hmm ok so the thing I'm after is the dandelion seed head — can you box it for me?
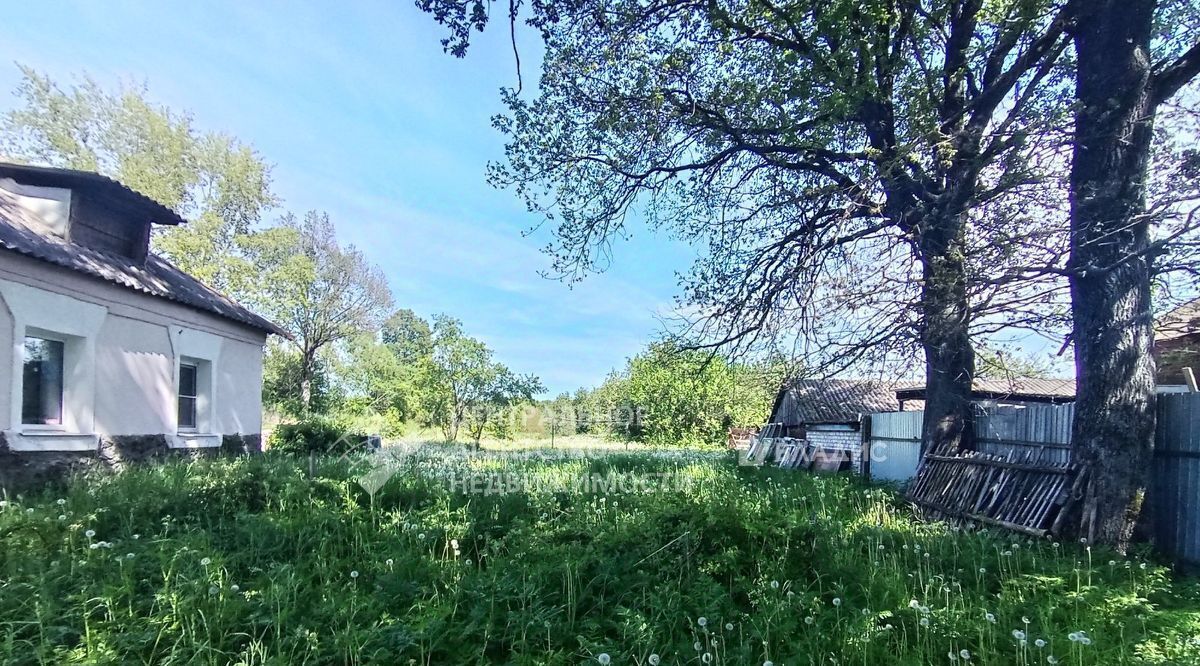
[597,653,611,665]
[85,529,95,539]
[1035,639,1047,648]
[725,623,734,631]
[649,655,661,666]
[350,570,359,578]
[697,616,707,627]
[960,649,971,660]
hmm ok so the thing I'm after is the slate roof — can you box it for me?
[0,169,287,337]
[769,379,901,425]
[0,162,187,226]
[894,377,1076,401]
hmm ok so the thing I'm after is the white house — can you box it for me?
[0,162,285,486]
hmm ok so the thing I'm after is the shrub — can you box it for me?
[267,418,368,455]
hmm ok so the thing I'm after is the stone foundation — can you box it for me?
[0,432,261,492]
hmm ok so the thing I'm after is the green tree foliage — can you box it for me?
[263,346,338,418]
[243,211,393,412]
[418,315,543,443]
[0,65,277,291]
[589,343,778,448]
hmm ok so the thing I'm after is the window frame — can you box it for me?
[177,361,199,433]
[20,333,67,429]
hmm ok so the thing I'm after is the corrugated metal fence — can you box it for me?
[864,395,1200,564]
[1151,393,1200,565]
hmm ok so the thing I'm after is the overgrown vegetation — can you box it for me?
[1,451,1196,664]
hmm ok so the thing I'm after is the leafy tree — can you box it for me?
[1064,0,1200,544]
[418,315,543,443]
[340,333,416,427]
[263,345,338,417]
[606,342,776,448]
[420,0,1076,455]
[382,308,434,364]
[463,367,544,446]
[242,211,393,412]
[0,66,277,291]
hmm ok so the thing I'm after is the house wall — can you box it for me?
[805,425,862,473]
[0,251,268,477]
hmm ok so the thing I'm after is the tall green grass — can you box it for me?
[0,448,1197,664]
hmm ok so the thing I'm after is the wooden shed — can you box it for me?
[759,379,900,472]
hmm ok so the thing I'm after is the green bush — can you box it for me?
[267,418,368,455]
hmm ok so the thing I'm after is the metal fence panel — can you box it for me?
[867,411,923,482]
[1153,393,1200,565]
[975,403,1075,465]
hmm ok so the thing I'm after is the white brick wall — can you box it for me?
[806,427,863,473]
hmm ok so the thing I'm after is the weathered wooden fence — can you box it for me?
[863,395,1200,564]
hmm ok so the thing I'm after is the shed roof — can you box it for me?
[894,377,1076,402]
[769,379,901,425]
[1156,297,1200,343]
[0,168,287,337]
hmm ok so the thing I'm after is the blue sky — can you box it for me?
[0,0,698,395]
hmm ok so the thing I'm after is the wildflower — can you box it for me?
[201,557,212,566]
[1079,636,1092,646]
[960,649,971,660]
[208,586,219,595]
[702,653,713,664]
[1003,550,1013,557]
[861,608,871,616]
[949,651,958,661]
[805,616,815,625]
[1047,657,1059,665]
[385,558,394,568]
[1108,560,1117,567]
[909,599,921,609]
[132,534,139,540]
[125,553,134,560]
[1013,630,1027,641]
[418,533,427,540]
[1140,562,1148,570]
[697,616,708,627]
[1068,632,1080,642]
[985,613,996,624]
[230,584,240,592]
[56,499,66,506]
[770,580,780,589]
[85,529,96,539]
[1022,617,1031,625]
[58,515,66,521]
[764,662,774,666]
[832,597,842,607]
[694,641,703,651]
[1035,639,1047,648]
[350,570,359,579]
[25,508,33,514]
[597,654,611,665]
[725,623,734,631]
[979,567,987,574]
[920,618,930,627]
[649,656,661,666]
[88,543,99,550]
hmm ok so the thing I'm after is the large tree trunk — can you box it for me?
[1067,0,1158,547]
[918,219,976,454]
[299,349,316,413]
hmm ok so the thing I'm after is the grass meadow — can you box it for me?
[1,446,1198,665]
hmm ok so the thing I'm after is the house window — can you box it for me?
[22,336,64,425]
[178,362,198,431]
